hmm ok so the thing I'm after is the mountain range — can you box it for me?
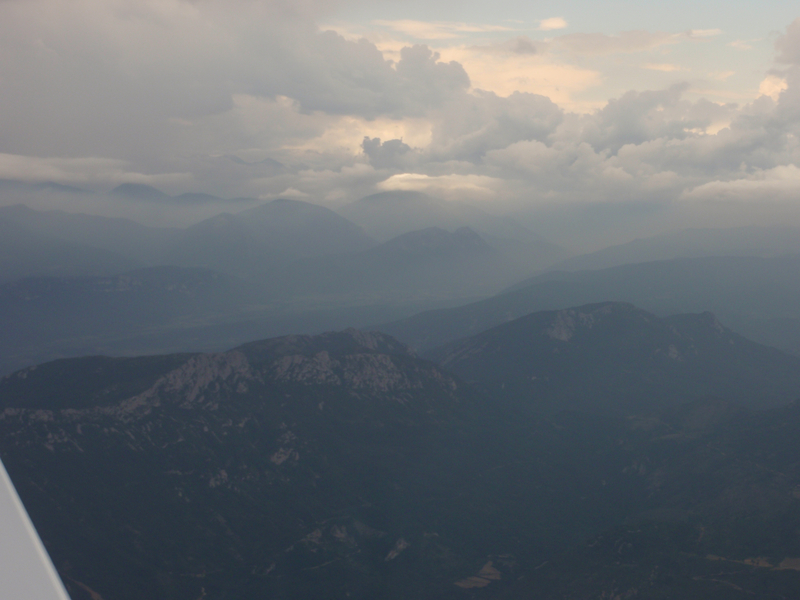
[110,183,257,205]
[380,254,800,357]
[3,319,800,599]
[0,196,579,374]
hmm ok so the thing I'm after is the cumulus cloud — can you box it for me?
[776,18,800,64]
[427,90,564,162]
[759,76,788,101]
[362,137,414,169]
[437,45,600,110]
[0,0,468,163]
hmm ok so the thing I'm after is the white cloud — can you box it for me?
[680,165,800,202]
[437,45,601,111]
[759,75,788,101]
[371,20,513,40]
[644,63,684,72]
[710,71,736,81]
[687,29,722,38]
[729,39,756,50]
[538,17,568,31]
[377,172,502,201]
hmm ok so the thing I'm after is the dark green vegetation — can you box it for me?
[3,316,800,599]
[380,254,800,356]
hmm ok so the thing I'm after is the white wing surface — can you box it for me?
[0,458,71,600]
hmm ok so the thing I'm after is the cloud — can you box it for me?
[710,71,736,81]
[437,45,600,111]
[506,36,538,55]
[362,136,414,169]
[538,18,568,31]
[394,45,471,110]
[377,172,502,201]
[759,75,788,101]
[0,0,475,168]
[371,19,513,40]
[644,63,684,72]
[729,39,756,50]
[3,1,800,238]
[776,18,800,64]
[427,90,564,161]
[0,153,191,188]
[680,165,800,203]
[687,29,722,38]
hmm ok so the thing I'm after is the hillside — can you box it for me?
[3,329,800,598]
[427,302,800,414]
[379,255,800,355]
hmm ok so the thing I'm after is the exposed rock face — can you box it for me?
[543,306,610,341]
[0,329,482,600]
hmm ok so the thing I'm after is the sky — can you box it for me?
[2,0,800,243]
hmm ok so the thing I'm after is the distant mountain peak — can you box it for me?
[110,183,170,200]
[339,190,544,246]
[378,226,491,257]
[353,190,430,205]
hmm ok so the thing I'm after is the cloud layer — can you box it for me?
[2,1,800,243]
